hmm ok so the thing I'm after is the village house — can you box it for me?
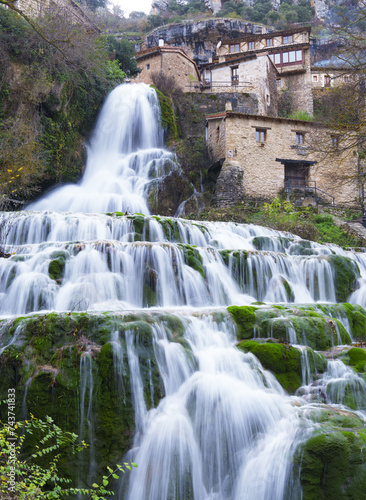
[211,26,313,115]
[200,53,279,116]
[311,66,355,88]
[137,25,312,116]
[206,111,359,207]
[134,44,201,90]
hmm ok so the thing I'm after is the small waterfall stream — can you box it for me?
[1,83,366,499]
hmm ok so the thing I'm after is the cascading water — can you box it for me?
[1,83,366,499]
[27,84,178,214]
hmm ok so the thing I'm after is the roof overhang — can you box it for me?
[276,158,317,166]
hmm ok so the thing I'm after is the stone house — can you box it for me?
[213,26,313,115]
[206,111,359,207]
[200,53,279,116]
[134,45,201,90]
[144,19,273,66]
[311,66,355,88]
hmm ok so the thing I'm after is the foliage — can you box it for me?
[0,118,44,210]
[0,411,137,499]
[287,110,314,121]
[129,11,146,19]
[105,59,126,81]
[214,0,313,28]
[104,35,140,76]
[263,196,294,215]
[76,0,107,11]
[311,1,366,158]
[0,6,125,208]
[278,86,292,117]
[187,199,365,247]
[146,14,164,30]
[168,0,207,16]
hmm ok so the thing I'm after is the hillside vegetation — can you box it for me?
[0,6,136,209]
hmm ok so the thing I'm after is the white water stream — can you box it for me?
[1,83,366,499]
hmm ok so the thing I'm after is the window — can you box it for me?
[248,41,255,50]
[146,64,150,70]
[331,136,339,148]
[344,75,349,83]
[277,79,281,88]
[271,50,302,67]
[230,44,240,53]
[266,38,273,47]
[283,35,293,44]
[296,132,305,145]
[202,69,211,85]
[324,75,331,87]
[312,75,318,82]
[231,67,239,85]
[256,129,266,142]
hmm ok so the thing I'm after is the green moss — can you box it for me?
[178,244,205,278]
[347,347,366,372]
[48,259,64,281]
[300,426,366,500]
[227,306,257,340]
[342,304,366,341]
[252,236,280,251]
[281,277,294,302]
[151,86,179,142]
[95,342,134,477]
[238,340,302,393]
[328,255,360,302]
[274,371,302,393]
[127,214,146,239]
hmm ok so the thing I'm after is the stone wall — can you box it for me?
[204,55,278,116]
[206,113,226,162]
[207,112,359,207]
[280,70,314,115]
[215,160,245,205]
[311,68,355,88]
[135,49,200,90]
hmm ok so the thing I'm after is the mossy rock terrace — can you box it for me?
[0,311,188,485]
[299,407,366,500]
[327,255,360,302]
[1,77,366,497]
[237,339,327,393]
[227,304,365,350]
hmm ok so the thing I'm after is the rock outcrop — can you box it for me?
[145,19,273,65]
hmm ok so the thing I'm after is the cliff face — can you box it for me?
[145,19,273,65]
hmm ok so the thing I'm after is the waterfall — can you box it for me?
[1,83,366,500]
[27,84,179,215]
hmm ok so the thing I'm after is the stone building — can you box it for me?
[206,111,359,207]
[144,19,273,66]
[311,66,355,88]
[134,45,201,89]
[213,26,313,114]
[201,53,279,116]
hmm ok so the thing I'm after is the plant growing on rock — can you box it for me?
[0,411,137,499]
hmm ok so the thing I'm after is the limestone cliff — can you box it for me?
[145,18,273,65]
